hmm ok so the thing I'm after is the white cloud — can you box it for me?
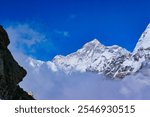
[19,58,150,100]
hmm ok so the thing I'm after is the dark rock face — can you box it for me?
[0,25,34,100]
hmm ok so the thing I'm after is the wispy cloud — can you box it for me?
[54,30,70,37]
[6,23,55,60]
[6,22,72,61]
[7,24,45,48]
[69,14,77,19]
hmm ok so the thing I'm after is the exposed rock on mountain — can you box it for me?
[0,25,34,100]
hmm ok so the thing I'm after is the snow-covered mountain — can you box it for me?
[28,24,150,79]
[117,24,150,78]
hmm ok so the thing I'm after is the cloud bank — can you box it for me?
[19,61,150,100]
[6,23,150,100]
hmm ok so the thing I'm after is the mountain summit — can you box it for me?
[29,24,150,79]
[134,24,150,52]
[51,39,130,77]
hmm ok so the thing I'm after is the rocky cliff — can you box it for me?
[0,25,34,100]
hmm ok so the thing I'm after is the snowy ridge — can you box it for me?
[28,24,150,78]
[134,23,150,52]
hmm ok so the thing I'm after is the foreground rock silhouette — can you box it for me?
[0,25,34,100]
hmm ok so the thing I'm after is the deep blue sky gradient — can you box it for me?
[1,0,150,60]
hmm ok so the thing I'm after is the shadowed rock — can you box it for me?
[0,25,34,100]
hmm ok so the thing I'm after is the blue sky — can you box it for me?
[1,0,150,60]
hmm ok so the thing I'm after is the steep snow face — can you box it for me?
[133,24,150,62]
[134,24,150,52]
